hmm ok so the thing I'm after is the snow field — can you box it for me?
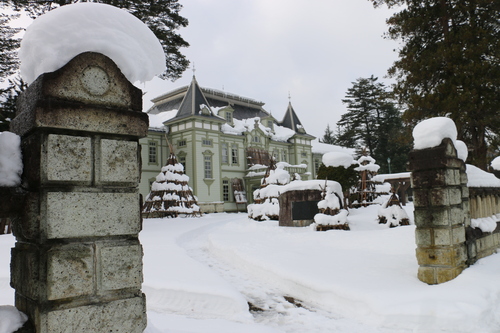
[2,207,500,332]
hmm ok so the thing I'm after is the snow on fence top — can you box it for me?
[0,132,22,187]
[491,156,500,171]
[412,117,467,161]
[466,164,500,188]
[19,2,165,85]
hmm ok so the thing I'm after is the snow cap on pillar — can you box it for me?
[19,2,166,85]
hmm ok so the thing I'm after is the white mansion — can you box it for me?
[138,76,347,212]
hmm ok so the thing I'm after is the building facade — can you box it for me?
[139,76,318,212]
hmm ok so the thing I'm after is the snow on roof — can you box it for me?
[311,140,355,156]
[19,2,165,84]
[322,152,354,168]
[0,131,22,187]
[466,164,500,187]
[148,110,178,130]
[221,117,295,142]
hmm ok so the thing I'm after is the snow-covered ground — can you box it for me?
[2,203,500,332]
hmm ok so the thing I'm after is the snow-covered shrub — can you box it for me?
[314,182,349,231]
[248,183,282,221]
[351,153,382,208]
[377,194,410,227]
[248,161,294,221]
[143,153,200,218]
[316,152,358,208]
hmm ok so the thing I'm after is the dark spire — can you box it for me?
[281,101,306,134]
[175,76,214,118]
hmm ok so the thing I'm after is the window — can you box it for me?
[282,150,287,162]
[179,155,186,171]
[204,155,212,179]
[178,140,186,147]
[301,152,307,158]
[231,144,238,164]
[253,136,260,143]
[222,180,229,201]
[148,141,157,164]
[225,112,232,123]
[314,158,321,173]
[267,120,273,130]
[222,143,229,164]
[202,139,212,146]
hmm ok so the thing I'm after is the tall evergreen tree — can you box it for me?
[0,11,20,82]
[319,124,336,145]
[370,0,500,169]
[335,76,410,173]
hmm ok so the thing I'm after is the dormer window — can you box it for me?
[267,120,274,130]
[253,136,260,143]
[225,111,232,123]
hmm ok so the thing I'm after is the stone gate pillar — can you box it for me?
[10,52,148,332]
[409,138,469,284]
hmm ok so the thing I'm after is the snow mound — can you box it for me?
[0,132,22,187]
[491,156,500,171]
[19,2,165,84]
[0,306,27,333]
[322,152,354,168]
[413,117,457,150]
[455,140,468,162]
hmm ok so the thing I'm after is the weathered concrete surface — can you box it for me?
[10,52,147,332]
[409,138,469,284]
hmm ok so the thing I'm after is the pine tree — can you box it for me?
[370,0,500,169]
[319,124,336,145]
[335,76,410,173]
[0,11,21,82]
[0,76,26,132]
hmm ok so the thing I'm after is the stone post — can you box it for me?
[409,138,469,284]
[9,52,148,332]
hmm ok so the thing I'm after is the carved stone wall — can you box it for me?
[409,138,469,284]
[10,52,148,332]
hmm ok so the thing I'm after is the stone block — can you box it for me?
[100,243,143,291]
[413,190,430,208]
[46,191,140,239]
[44,295,147,333]
[99,139,139,184]
[450,206,465,226]
[436,266,464,284]
[415,228,432,247]
[11,106,148,139]
[417,266,436,285]
[434,228,452,246]
[416,246,465,267]
[11,244,40,301]
[46,134,92,183]
[47,244,94,300]
[429,188,448,206]
[452,226,466,244]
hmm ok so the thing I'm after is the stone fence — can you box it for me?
[410,138,500,284]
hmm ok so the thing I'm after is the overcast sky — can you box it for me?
[141,0,400,139]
